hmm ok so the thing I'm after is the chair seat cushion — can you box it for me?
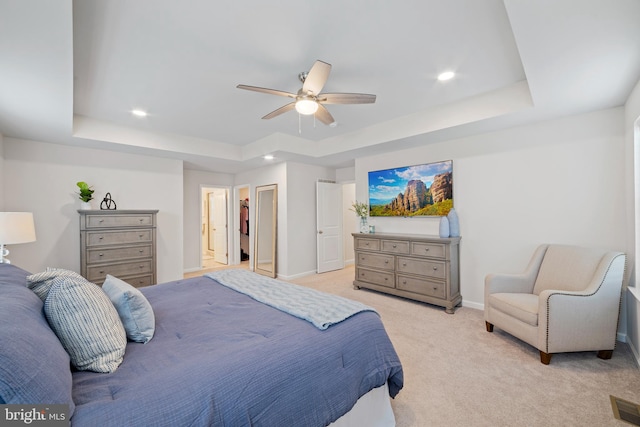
[488,293,539,326]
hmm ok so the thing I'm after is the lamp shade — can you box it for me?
[0,212,36,244]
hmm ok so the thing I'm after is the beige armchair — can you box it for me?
[484,244,625,364]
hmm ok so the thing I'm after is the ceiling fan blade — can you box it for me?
[314,104,335,125]
[262,102,296,120]
[237,84,296,98]
[302,60,331,95]
[319,93,376,104]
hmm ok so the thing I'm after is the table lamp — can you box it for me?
[0,212,36,264]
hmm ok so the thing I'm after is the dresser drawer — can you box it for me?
[85,229,153,247]
[397,275,446,299]
[356,252,394,271]
[355,238,380,251]
[397,256,447,280]
[87,260,153,282]
[95,274,154,288]
[86,244,153,264]
[381,239,410,254]
[411,242,446,259]
[357,268,394,288]
[84,213,155,229]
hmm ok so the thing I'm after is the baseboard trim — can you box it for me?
[629,337,640,370]
[277,269,317,281]
[463,300,483,311]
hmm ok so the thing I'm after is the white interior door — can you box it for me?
[316,182,344,273]
[213,190,228,264]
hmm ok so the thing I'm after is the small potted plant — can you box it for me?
[77,181,95,210]
[350,201,370,233]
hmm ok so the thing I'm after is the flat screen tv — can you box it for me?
[368,160,453,217]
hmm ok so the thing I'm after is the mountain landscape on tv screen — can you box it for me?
[368,161,453,217]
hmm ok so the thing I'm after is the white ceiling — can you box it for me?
[1,0,639,173]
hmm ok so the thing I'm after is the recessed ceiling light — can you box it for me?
[437,71,455,81]
[131,109,148,117]
[264,154,274,160]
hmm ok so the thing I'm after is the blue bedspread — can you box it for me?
[70,272,403,426]
[205,269,376,330]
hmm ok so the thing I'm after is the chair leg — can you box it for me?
[485,321,494,332]
[597,350,613,360]
[540,351,552,365]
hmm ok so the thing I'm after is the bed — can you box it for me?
[0,264,403,426]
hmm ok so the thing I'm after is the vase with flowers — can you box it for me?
[350,201,370,233]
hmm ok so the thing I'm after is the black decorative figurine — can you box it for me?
[100,192,117,210]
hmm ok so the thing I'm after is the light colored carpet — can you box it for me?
[287,265,640,427]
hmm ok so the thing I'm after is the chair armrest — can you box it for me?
[485,273,536,294]
[484,244,548,296]
[537,252,626,353]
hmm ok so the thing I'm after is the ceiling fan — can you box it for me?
[237,60,376,125]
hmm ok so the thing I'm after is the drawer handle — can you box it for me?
[98,236,103,240]
[139,265,144,269]
[392,244,397,248]
[139,218,144,222]
[365,242,369,246]
[402,281,407,285]
[98,253,104,257]
[139,249,144,253]
[433,266,438,271]
[402,263,407,266]
[425,248,430,252]
[99,219,104,223]
[99,270,104,274]
[384,260,389,264]
[139,234,144,238]
[384,278,388,281]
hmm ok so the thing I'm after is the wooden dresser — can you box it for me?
[79,210,158,287]
[352,232,461,313]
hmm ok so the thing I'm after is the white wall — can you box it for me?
[3,138,184,282]
[0,133,4,209]
[356,108,627,311]
[625,77,640,362]
[285,162,335,278]
[342,182,356,264]
[183,169,234,271]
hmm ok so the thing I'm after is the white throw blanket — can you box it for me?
[205,269,377,330]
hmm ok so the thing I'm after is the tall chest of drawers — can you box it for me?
[352,232,461,313]
[79,210,158,287]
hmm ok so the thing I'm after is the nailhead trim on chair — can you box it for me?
[544,253,626,355]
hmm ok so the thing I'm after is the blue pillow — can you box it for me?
[102,275,155,343]
[0,264,75,415]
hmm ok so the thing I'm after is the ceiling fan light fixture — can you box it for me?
[295,99,319,115]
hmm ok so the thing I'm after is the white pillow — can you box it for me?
[102,275,155,343]
[44,276,127,373]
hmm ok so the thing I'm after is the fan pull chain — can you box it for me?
[298,113,302,134]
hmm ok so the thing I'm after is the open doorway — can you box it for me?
[200,186,228,269]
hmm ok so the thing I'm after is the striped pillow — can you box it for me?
[27,268,86,301]
[44,276,127,373]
